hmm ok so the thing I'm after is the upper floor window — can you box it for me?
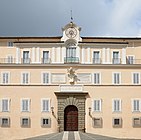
[23,51,30,64]
[6,55,14,63]
[132,99,141,112]
[113,72,121,85]
[42,72,49,84]
[113,51,120,64]
[8,42,13,47]
[1,99,10,112]
[93,73,101,84]
[93,99,102,112]
[21,72,30,84]
[21,99,30,112]
[112,99,122,112]
[41,99,50,112]
[93,51,100,64]
[127,56,135,64]
[1,72,10,84]
[132,73,140,84]
[42,51,50,63]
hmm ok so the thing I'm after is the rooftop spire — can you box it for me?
[71,10,73,22]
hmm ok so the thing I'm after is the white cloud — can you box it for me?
[107,0,141,35]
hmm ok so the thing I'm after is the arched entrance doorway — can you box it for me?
[64,105,78,131]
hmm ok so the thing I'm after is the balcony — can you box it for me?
[93,58,101,64]
[22,58,31,64]
[126,59,141,64]
[0,58,16,64]
[64,57,79,64]
[112,58,121,64]
[42,58,51,64]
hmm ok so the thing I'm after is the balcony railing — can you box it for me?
[42,58,51,64]
[93,58,101,64]
[112,58,121,64]
[22,58,31,64]
[64,57,79,63]
[1,57,141,65]
[0,58,16,64]
[126,59,141,64]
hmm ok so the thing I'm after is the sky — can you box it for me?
[0,0,141,37]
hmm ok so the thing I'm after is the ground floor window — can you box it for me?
[0,117,10,127]
[41,118,51,127]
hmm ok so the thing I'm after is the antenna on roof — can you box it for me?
[71,10,73,22]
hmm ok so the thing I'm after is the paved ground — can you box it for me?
[25,131,141,140]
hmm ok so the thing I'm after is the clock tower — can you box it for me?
[61,22,82,42]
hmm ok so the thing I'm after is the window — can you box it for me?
[93,99,102,112]
[23,51,30,63]
[42,73,49,84]
[21,99,30,112]
[21,117,30,127]
[132,99,140,112]
[65,44,78,63]
[112,99,121,112]
[132,73,140,84]
[0,117,10,127]
[42,51,49,63]
[113,73,121,84]
[132,117,141,127]
[21,72,30,84]
[93,118,102,128]
[113,51,120,64]
[41,118,51,127]
[6,55,14,63]
[128,56,134,64]
[93,51,100,64]
[8,42,13,47]
[41,99,50,112]
[77,73,92,84]
[93,73,100,84]
[1,72,10,84]
[1,99,10,112]
[113,118,122,128]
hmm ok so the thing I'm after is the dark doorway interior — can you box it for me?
[64,105,78,131]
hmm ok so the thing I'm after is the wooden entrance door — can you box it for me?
[64,105,78,131]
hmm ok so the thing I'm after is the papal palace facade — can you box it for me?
[0,22,141,140]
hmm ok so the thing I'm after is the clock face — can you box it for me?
[65,27,77,38]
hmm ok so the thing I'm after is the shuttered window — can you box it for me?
[93,99,102,112]
[21,99,30,112]
[112,99,121,112]
[41,99,50,112]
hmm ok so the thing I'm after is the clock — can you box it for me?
[65,27,77,38]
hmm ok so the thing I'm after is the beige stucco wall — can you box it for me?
[0,37,141,139]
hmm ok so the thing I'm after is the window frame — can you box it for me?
[93,117,102,128]
[1,72,10,84]
[112,72,121,85]
[21,72,30,84]
[20,117,30,127]
[92,99,102,112]
[41,98,50,112]
[21,98,30,112]
[41,72,50,84]
[93,72,101,85]
[132,72,140,85]
[0,117,10,127]
[112,117,122,128]
[132,99,141,112]
[0,98,10,112]
[41,117,51,128]
[132,117,141,128]
[112,99,122,113]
